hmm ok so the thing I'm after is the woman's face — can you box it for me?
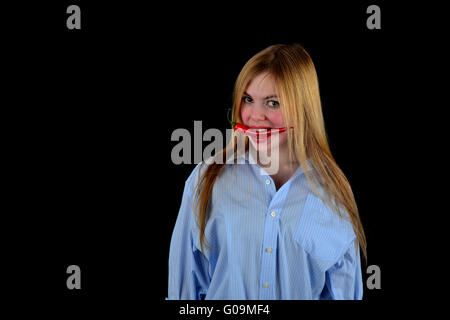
[240,72,288,150]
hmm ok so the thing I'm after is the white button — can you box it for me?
[264,283,269,288]
[270,211,276,217]
[265,179,271,185]
[266,248,272,253]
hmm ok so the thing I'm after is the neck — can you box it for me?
[274,142,298,176]
[250,142,298,177]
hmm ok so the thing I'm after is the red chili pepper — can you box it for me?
[233,123,293,136]
[233,123,250,132]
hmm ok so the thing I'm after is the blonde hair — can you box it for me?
[194,43,367,262]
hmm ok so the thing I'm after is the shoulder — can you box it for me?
[185,162,247,189]
[184,162,209,194]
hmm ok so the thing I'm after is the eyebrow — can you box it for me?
[243,91,278,100]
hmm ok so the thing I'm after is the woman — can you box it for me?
[167,43,366,300]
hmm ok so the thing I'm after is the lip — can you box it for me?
[246,129,273,139]
[233,123,289,141]
[239,127,287,138]
[249,134,270,143]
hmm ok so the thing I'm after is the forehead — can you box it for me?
[246,72,278,96]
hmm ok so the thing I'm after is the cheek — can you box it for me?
[268,111,285,127]
[240,106,250,123]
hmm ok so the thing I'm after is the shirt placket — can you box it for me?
[258,175,287,300]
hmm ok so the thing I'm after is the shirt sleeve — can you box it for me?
[320,239,364,300]
[167,180,211,300]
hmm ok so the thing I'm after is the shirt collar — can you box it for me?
[236,149,314,179]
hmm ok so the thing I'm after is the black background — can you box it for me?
[3,0,432,317]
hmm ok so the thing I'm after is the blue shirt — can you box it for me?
[167,153,363,300]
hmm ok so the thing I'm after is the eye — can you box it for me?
[267,100,280,108]
[242,96,253,103]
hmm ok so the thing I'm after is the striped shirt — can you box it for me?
[167,152,363,300]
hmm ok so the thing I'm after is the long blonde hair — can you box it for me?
[194,43,367,262]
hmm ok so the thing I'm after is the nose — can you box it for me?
[249,104,267,122]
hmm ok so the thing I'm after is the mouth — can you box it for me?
[234,123,288,138]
